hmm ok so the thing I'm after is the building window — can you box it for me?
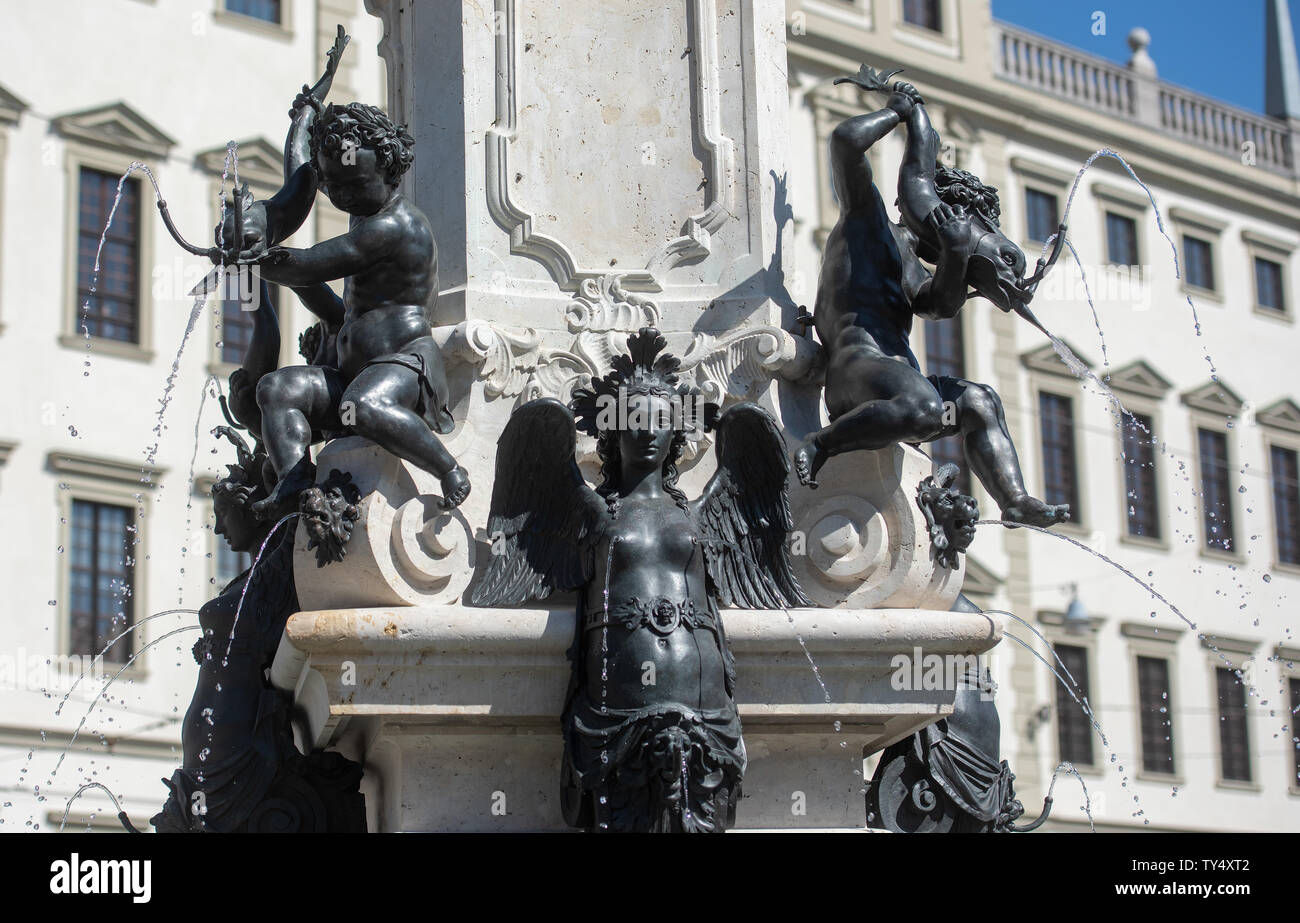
[77,167,140,343]
[902,0,942,31]
[923,315,969,495]
[220,284,276,365]
[1183,235,1215,291]
[1136,656,1175,775]
[1215,667,1251,782]
[1039,392,1080,521]
[1271,444,1300,566]
[1122,412,1160,540]
[1289,677,1300,788]
[69,499,135,663]
[1255,256,1285,313]
[1025,188,1059,245]
[226,0,281,23]
[1105,212,1139,266]
[1054,643,1093,766]
[1198,428,1235,553]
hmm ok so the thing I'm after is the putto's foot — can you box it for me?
[251,467,317,521]
[793,437,828,489]
[439,466,471,510]
[1001,495,1070,529]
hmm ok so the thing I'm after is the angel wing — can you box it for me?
[470,398,605,607]
[693,402,811,609]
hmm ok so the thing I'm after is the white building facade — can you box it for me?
[0,0,1296,832]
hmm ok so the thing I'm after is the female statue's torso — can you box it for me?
[582,500,729,713]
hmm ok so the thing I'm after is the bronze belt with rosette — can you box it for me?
[584,596,715,637]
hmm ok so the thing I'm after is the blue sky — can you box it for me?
[992,0,1298,113]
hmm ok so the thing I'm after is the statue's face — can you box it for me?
[618,392,676,473]
[316,146,391,216]
[967,225,1029,310]
[214,495,258,555]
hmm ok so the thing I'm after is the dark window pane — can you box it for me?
[1184,235,1215,291]
[226,0,281,23]
[1290,677,1299,789]
[67,500,135,663]
[220,284,276,365]
[1137,656,1175,774]
[1025,188,1059,244]
[1198,428,1235,553]
[1122,412,1160,539]
[1105,212,1138,266]
[923,315,969,495]
[1054,643,1093,766]
[1039,392,1080,522]
[76,168,140,343]
[1216,667,1251,782]
[1272,445,1300,565]
[1255,256,1285,312]
[902,0,942,31]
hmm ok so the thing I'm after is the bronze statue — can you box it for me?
[152,428,365,833]
[866,594,1052,834]
[793,65,1068,528]
[472,328,809,832]
[152,33,368,833]
[204,31,469,520]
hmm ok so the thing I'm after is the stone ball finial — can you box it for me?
[1127,27,1157,77]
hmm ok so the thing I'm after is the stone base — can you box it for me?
[272,605,1002,831]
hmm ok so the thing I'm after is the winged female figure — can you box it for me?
[471,327,810,832]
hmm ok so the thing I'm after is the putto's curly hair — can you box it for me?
[934,164,1002,229]
[310,102,414,185]
[570,328,716,518]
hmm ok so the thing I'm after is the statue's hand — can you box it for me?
[926,203,973,256]
[289,83,323,118]
[885,82,923,118]
[214,200,270,264]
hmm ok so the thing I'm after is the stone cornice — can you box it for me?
[47,450,166,489]
[1199,634,1259,656]
[195,137,283,191]
[0,83,27,127]
[52,101,175,160]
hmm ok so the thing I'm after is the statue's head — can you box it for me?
[299,470,361,568]
[916,462,978,569]
[310,102,414,214]
[211,426,272,557]
[930,165,1033,312]
[572,327,716,511]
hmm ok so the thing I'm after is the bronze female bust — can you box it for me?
[472,328,809,832]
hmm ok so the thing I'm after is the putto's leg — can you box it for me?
[252,365,342,518]
[795,355,944,487]
[341,361,470,510]
[939,377,1070,528]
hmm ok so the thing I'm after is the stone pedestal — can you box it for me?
[271,605,1002,831]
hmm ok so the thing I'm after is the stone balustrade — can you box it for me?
[994,23,1295,176]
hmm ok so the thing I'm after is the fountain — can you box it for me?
[38,2,1261,834]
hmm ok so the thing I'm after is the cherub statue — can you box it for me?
[471,328,810,832]
[793,65,1068,528]
[214,58,470,518]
